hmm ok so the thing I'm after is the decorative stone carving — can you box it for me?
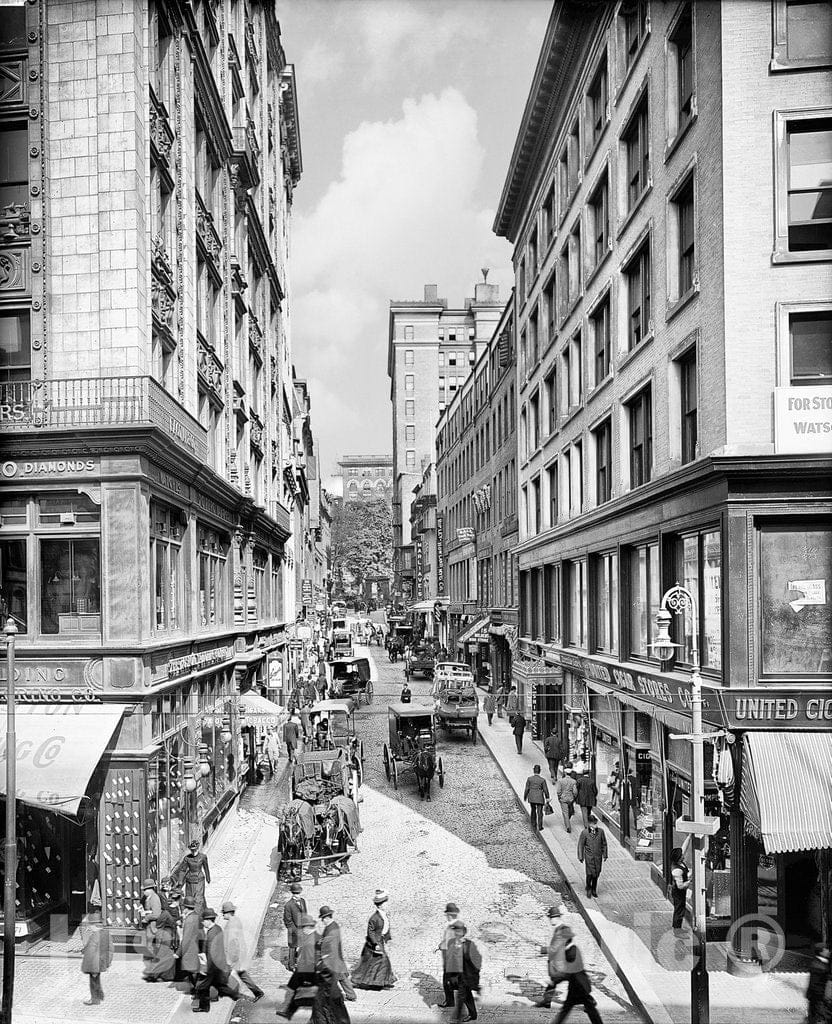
[195,190,222,265]
[249,420,264,454]
[248,314,263,363]
[197,334,224,396]
[0,59,26,108]
[151,277,175,332]
[1,202,30,241]
[0,249,26,293]
[149,87,175,164]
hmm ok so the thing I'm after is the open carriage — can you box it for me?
[278,749,361,881]
[307,699,365,782]
[382,703,444,800]
[431,662,479,743]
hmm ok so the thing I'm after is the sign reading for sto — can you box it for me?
[774,386,832,454]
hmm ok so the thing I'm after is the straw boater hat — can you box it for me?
[141,878,156,890]
[373,889,389,905]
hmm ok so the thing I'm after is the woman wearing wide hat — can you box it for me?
[350,890,396,990]
[175,839,211,915]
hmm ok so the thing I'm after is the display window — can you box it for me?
[197,524,229,628]
[624,746,654,847]
[150,501,183,632]
[594,731,622,821]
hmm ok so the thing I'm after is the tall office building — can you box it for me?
[495,0,832,960]
[0,0,302,942]
[338,454,394,503]
[388,278,502,601]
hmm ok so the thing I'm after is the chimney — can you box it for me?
[424,284,438,302]
[474,280,499,303]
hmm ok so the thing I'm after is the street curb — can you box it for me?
[478,723,662,1024]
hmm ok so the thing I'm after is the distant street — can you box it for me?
[243,639,639,1023]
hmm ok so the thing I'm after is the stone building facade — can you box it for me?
[0,0,303,942]
[494,0,832,958]
[388,279,502,604]
[338,454,393,504]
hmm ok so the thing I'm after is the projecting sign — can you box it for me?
[773,386,832,454]
[436,515,445,595]
[302,579,313,605]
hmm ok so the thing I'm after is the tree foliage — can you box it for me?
[331,498,393,593]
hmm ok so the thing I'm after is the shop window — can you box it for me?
[789,309,832,384]
[593,550,618,653]
[624,240,651,351]
[253,548,267,619]
[0,538,26,632]
[41,538,101,635]
[198,524,228,628]
[759,521,832,676]
[0,309,31,384]
[565,558,587,648]
[150,502,183,632]
[622,94,650,214]
[628,540,659,657]
[595,729,622,823]
[674,528,722,670]
[625,746,655,847]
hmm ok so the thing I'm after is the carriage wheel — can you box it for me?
[366,682,373,704]
[472,723,478,746]
[383,744,390,781]
[438,757,445,788]
[391,759,398,790]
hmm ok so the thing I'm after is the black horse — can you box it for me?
[415,747,436,801]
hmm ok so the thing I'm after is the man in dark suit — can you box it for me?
[512,711,527,754]
[317,905,356,1000]
[552,927,604,1023]
[275,914,318,1019]
[543,728,567,782]
[177,896,202,992]
[193,907,239,1013]
[283,882,307,969]
[523,764,550,831]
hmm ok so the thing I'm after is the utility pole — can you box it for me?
[2,617,18,1024]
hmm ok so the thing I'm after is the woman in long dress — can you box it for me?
[176,840,210,914]
[351,890,396,990]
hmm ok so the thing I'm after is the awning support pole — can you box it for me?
[2,617,18,1024]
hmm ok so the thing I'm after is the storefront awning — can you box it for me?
[237,692,286,724]
[409,597,448,613]
[456,615,491,647]
[0,704,125,815]
[741,732,832,854]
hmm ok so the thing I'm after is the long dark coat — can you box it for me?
[576,776,598,808]
[512,714,527,737]
[81,921,113,974]
[319,920,348,975]
[202,922,230,973]
[577,827,608,874]
[283,895,307,946]
[178,909,202,973]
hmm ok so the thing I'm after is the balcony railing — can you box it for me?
[0,376,208,462]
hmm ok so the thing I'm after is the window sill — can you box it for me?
[614,34,651,107]
[770,56,832,73]
[584,121,610,171]
[558,188,581,234]
[559,404,584,431]
[771,247,832,265]
[664,110,697,164]
[584,248,612,291]
[617,331,654,371]
[587,373,613,403]
[616,183,652,241]
[666,283,699,322]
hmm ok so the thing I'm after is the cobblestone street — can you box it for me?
[242,643,640,1024]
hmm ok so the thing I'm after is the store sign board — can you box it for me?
[436,515,445,595]
[1,458,99,479]
[709,688,832,729]
[551,651,722,722]
[415,536,424,600]
[167,645,235,679]
[456,527,475,542]
[773,386,832,454]
[302,579,313,605]
[0,657,103,703]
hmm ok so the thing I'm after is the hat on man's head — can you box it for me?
[449,920,467,933]
[221,901,236,914]
[168,889,183,900]
[444,902,459,915]
[202,908,217,921]
[189,840,200,851]
[319,906,334,919]
[299,914,316,928]
[183,897,196,909]
[141,878,156,890]
[290,882,303,894]
[373,889,389,905]
[546,905,562,919]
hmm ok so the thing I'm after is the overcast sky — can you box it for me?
[278,0,552,482]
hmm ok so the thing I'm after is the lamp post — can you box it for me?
[2,616,18,1024]
[651,585,715,1024]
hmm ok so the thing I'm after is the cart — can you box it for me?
[382,703,444,798]
[408,642,436,680]
[326,656,375,707]
[432,663,479,743]
[307,699,365,783]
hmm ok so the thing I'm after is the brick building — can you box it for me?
[0,0,303,942]
[338,454,393,504]
[388,279,503,604]
[494,0,832,959]
[436,296,519,684]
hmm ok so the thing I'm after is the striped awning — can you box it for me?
[740,732,832,854]
[456,615,490,647]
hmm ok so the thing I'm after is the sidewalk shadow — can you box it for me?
[410,969,444,1009]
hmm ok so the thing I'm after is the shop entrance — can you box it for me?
[782,852,822,949]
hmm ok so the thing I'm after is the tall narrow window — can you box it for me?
[628,541,659,657]
[0,126,28,210]
[594,418,612,504]
[786,119,832,253]
[625,242,651,350]
[594,552,619,654]
[672,6,693,129]
[589,172,609,269]
[566,559,587,648]
[547,462,558,526]
[568,221,582,301]
[680,348,698,463]
[676,178,695,294]
[545,367,557,434]
[0,310,30,383]
[150,503,182,631]
[623,97,650,212]
[591,298,611,385]
[629,387,653,487]
[789,310,832,384]
[622,0,648,69]
[587,56,608,151]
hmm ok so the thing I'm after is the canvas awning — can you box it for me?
[0,704,125,815]
[237,692,286,724]
[456,615,491,647]
[740,731,832,854]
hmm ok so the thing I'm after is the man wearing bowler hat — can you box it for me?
[283,882,307,970]
[140,878,162,957]
[222,900,264,1001]
[437,901,462,1008]
[275,914,318,1019]
[318,905,356,1001]
[193,907,240,1013]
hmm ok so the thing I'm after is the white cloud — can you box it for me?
[291,87,513,473]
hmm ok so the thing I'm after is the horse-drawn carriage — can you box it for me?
[407,642,436,680]
[330,629,353,658]
[307,699,364,784]
[278,749,361,880]
[382,703,444,800]
[325,656,374,707]
[432,662,479,743]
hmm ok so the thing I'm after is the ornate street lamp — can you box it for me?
[650,584,719,1024]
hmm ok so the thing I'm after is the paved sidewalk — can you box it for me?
[12,760,292,1024]
[478,715,808,1024]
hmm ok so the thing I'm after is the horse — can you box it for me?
[414,746,436,801]
[320,795,360,874]
[277,807,307,880]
